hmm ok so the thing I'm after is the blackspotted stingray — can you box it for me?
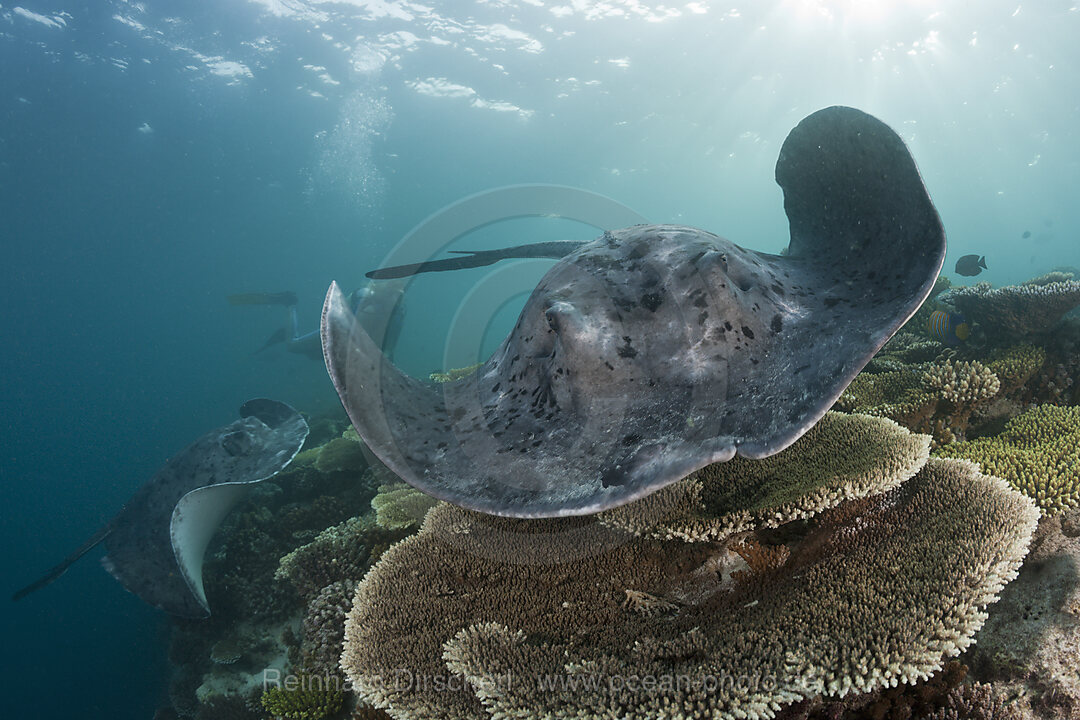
[13,399,308,617]
[322,106,946,518]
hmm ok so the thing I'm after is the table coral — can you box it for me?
[599,411,930,542]
[963,514,1080,719]
[943,280,1080,339]
[934,404,1080,515]
[370,483,439,531]
[341,458,1036,720]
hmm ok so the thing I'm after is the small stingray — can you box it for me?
[13,399,308,617]
[322,106,946,518]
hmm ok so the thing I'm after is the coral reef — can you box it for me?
[370,483,439,531]
[934,404,1080,515]
[260,675,345,719]
[276,515,409,601]
[300,579,358,679]
[920,359,1001,443]
[962,511,1080,719]
[983,344,1046,401]
[600,411,930,542]
[341,457,1037,720]
[943,279,1080,339]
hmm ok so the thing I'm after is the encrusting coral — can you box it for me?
[934,404,1080,515]
[370,483,439,531]
[599,411,930,542]
[341,455,1037,720]
[943,279,1080,339]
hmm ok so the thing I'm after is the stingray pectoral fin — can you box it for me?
[169,483,253,616]
[11,523,113,601]
[322,282,434,482]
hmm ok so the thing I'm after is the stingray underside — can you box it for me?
[102,399,308,617]
[323,106,945,517]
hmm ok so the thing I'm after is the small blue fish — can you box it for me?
[928,310,969,346]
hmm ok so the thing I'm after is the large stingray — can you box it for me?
[13,399,308,617]
[323,106,946,518]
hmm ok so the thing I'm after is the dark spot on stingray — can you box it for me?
[617,336,638,358]
[437,441,448,450]
[771,315,783,335]
[451,407,466,421]
[698,311,708,325]
[824,297,841,308]
[751,358,759,365]
[604,361,615,371]
[623,433,643,446]
[691,290,708,308]
[724,320,733,331]
[492,383,501,393]
[794,364,810,374]
[641,292,663,312]
[741,325,755,339]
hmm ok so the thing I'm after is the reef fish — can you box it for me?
[954,254,987,277]
[12,400,308,617]
[928,309,969,346]
[323,106,946,518]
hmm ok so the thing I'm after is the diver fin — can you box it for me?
[12,523,114,601]
[227,292,299,307]
[365,241,586,279]
[252,327,289,355]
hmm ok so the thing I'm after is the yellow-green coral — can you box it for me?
[934,404,1080,514]
[371,483,438,530]
[314,435,367,475]
[983,344,1046,398]
[837,370,937,431]
[261,676,344,719]
[429,363,482,383]
[600,411,930,543]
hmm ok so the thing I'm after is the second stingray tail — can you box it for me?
[11,524,113,601]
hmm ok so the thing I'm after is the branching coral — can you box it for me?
[300,579,357,679]
[600,411,930,542]
[943,279,1080,339]
[837,370,939,432]
[963,514,1080,717]
[934,404,1080,515]
[260,676,344,720]
[276,515,407,601]
[983,344,1046,400]
[920,359,1001,443]
[370,483,438,531]
[341,458,1036,720]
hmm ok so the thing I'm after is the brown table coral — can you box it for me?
[341,428,1037,720]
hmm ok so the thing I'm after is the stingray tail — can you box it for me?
[12,524,113,601]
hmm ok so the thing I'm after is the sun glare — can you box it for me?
[782,0,937,26]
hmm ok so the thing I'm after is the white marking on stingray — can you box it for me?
[170,483,255,615]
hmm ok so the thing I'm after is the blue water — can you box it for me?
[2,1,1078,717]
